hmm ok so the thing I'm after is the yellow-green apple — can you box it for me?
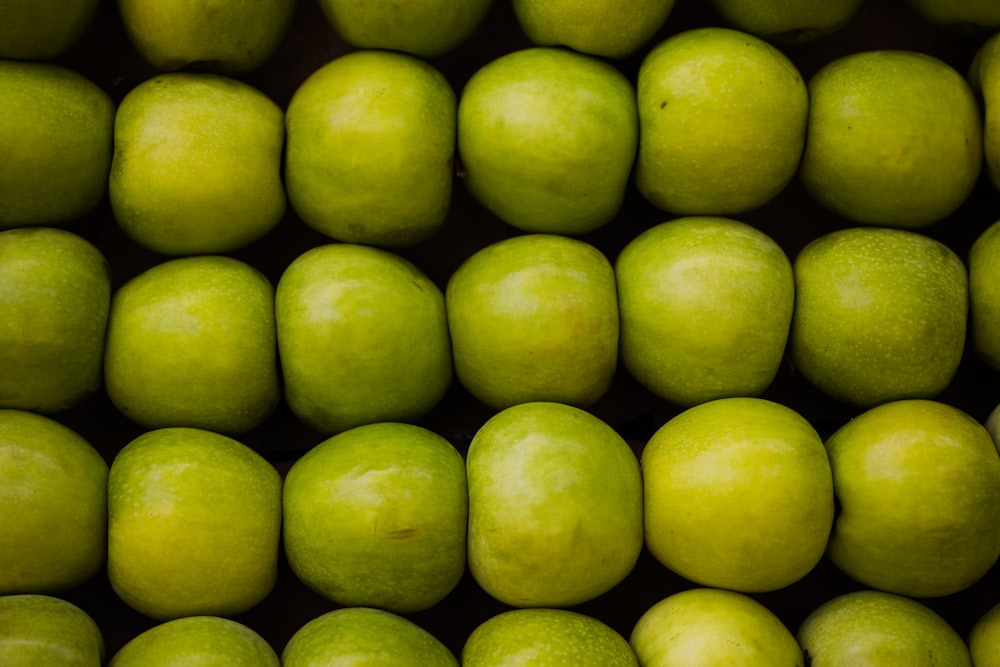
[104,255,280,434]
[0,227,110,412]
[275,243,452,434]
[635,27,808,215]
[709,0,864,42]
[970,33,1000,191]
[969,219,1000,369]
[0,60,113,228]
[905,0,1000,29]
[283,422,467,613]
[790,227,967,407]
[0,0,102,59]
[107,427,282,620]
[466,402,642,607]
[110,73,286,255]
[446,234,618,410]
[0,594,104,666]
[970,602,1000,667]
[284,50,455,247]
[457,47,637,234]
[824,399,1000,597]
[109,616,280,667]
[615,217,794,407]
[800,49,982,227]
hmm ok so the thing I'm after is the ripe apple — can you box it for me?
[970,602,1000,667]
[281,607,458,667]
[790,227,967,407]
[905,0,1000,29]
[0,227,111,413]
[630,588,804,666]
[104,255,280,435]
[110,73,286,255]
[275,243,452,434]
[0,60,114,228]
[969,219,1000,369]
[824,399,1000,598]
[709,0,864,42]
[284,50,455,247]
[615,216,794,407]
[446,234,618,410]
[0,0,101,59]
[107,427,282,620]
[970,33,1000,191]
[0,594,104,666]
[457,47,637,235]
[635,27,808,216]
[799,49,982,227]
[283,422,467,613]
[467,402,642,607]
[109,616,279,667]
[797,589,972,666]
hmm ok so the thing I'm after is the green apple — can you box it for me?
[970,33,1000,191]
[824,399,1000,598]
[462,608,638,667]
[117,0,296,73]
[109,616,279,667]
[0,227,110,413]
[104,255,280,434]
[284,50,455,247]
[283,422,467,613]
[616,217,794,407]
[630,588,804,666]
[282,607,458,667]
[790,227,967,407]
[969,219,1000,369]
[0,410,107,594]
[0,60,114,228]
[107,427,282,620]
[635,27,808,216]
[446,234,618,410]
[0,0,102,59]
[709,0,864,42]
[110,73,285,255]
[457,47,637,234]
[511,0,675,59]
[797,589,972,666]
[800,49,982,227]
[970,602,1000,667]
[467,402,643,607]
[905,0,1000,29]
[316,0,492,58]
[0,594,104,666]
[275,243,452,434]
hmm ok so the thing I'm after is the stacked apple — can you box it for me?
[5,0,1000,665]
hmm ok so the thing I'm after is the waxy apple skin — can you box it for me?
[109,616,280,667]
[0,594,105,666]
[0,0,102,59]
[970,602,1000,667]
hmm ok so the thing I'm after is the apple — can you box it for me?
[709,0,864,42]
[283,422,467,613]
[457,47,637,235]
[630,588,804,666]
[107,427,282,620]
[104,255,280,435]
[0,594,104,666]
[0,60,114,229]
[462,608,638,666]
[970,32,1000,191]
[797,589,972,666]
[281,607,458,667]
[275,243,452,434]
[790,226,968,407]
[799,49,982,227]
[635,27,808,216]
[970,602,1000,667]
[446,234,618,410]
[284,50,455,247]
[615,216,794,407]
[969,219,1000,369]
[905,0,1000,29]
[109,616,279,667]
[0,227,111,413]
[109,73,286,255]
[0,0,101,59]
[466,401,643,607]
[824,399,1000,598]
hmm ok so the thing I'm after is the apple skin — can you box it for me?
[969,219,1000,369]
[282,607,458,667]
[466,402,643,608]
[107,427,282,620]
[285,50,455,247]
[457,47,637,235]
[0,60,114,229]
[824,399,1000,598]
[109,616,280,667]
[282,422,467,613]
[616,217,794,407]
[275,243,452,435]
[104,255,280,435]
[0,0,101,59]
[797,590,972,666]
[709,0,864,42]
[970,602,1000,667]
[790,227,967,407]
[0,594,104,666]
[970,33,1000,191]
[446,234,618,410]
[905,0,1000,29]
[110,73,286,255]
